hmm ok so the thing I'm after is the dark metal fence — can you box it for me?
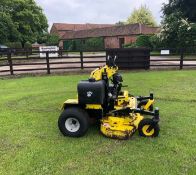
[0,48,196,76]
[106,48,150,69]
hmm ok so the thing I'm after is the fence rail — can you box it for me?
[0,50,107,75]
[0,49,196,76]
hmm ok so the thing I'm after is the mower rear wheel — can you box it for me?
[58,107,90,137]
[138,118,159,137]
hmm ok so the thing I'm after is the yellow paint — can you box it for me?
[142,125,155,136]
[100,113,144,139]
[144,99,154,110]
[116,91,137,109]
[61,99,78,109]
[90,65,118,81]
[85,104,102,109]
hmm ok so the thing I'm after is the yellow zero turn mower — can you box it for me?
[58,56,160,139]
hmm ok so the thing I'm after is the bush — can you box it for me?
[150,35,164,50]
[75,37,104,51]
[6,42,22,48]
[134,35,152,49]
[123,43,133,48]
[64,37,104,51]
[24,42,32,48]
[46,34,59,46]
[123,35,154,49]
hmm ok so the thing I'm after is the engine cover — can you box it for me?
[78,80,106,105]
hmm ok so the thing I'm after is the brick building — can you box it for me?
[50,23,159,49]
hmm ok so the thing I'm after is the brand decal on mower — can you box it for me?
[87,91,93,97]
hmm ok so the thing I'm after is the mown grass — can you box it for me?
[0,70,196,175]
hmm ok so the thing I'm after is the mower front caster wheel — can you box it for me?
[58,107,90,137]
[138,118,160,137]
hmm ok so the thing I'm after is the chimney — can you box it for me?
[139,23,142,34]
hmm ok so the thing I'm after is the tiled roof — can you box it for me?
[51,23,114,32]
[61,23,159,40]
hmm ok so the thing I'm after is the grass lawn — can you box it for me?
[0,70,196,175]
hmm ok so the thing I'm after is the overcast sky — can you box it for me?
[35,0,168,29]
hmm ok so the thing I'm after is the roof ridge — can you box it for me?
[53,23,114,25]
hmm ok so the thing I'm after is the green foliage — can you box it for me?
[24,41,32,48]
[150,35,164,50]
[115,21,125,26]
[163,0,196,22]
[123,43,133,48]
[6,42,22,48]
[64,37,104,51]
[84,37,104,50]
[135,35,152,48]
[127,5,157,27]
[37,33,48,44]
[46,34,59,46]
[0,12,21,44]
[160,0,196,48]
[123,35,153,49]
[160,11,196,48]
[0,0,48,45]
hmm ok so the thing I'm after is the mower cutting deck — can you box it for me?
[58,56,160,139]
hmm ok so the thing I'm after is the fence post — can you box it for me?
[106,52,108,63]
[145,50,150,70]
[59,49,63,57]
[80,51,84,69]
[26,49,29,59]
[180,49,184,70]
[46,51,50,74]
[7,50,14,75]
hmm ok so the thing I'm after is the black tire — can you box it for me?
[58,107,90,137]
[138,118,160,137]
[137,100,153,111]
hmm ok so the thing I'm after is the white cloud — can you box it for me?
[35,0,168,28]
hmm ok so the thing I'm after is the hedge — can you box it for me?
[63,37,104,51]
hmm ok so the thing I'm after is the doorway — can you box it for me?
[119,38,125,48]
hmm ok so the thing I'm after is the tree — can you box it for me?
[163,0,196,22]
[46,34,60,46]
[0,0,48,45]
[6,42,22,49]
[115,21,125,26]
[160,0,196,48]
[127,5,157,27]
[24,41,32,48]
[160,12,194,48]
[0,12,21,44]
[150,34,163,50]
